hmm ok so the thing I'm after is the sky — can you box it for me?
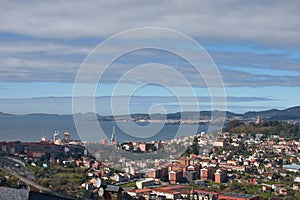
[0,0,300,115]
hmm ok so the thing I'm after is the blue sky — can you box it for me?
[0,0,300,115]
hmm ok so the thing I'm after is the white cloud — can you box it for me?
[0,1,300,87]
[0,1,299,46]
[0,39,300,87]
[0,41,91,55]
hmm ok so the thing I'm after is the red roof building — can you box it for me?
[218,193,260,200]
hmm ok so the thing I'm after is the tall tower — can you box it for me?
[53,131,59,142]
[111,126,116,144]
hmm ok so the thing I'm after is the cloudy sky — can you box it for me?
[0,0,300,115]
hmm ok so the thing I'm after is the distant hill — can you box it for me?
[25,113,68,117]
[98,106,300,121]
[243,106,300,120]
[1,106,300,121]
[0,111,14,116]
[128,106,300,121]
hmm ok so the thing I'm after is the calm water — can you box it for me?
[0,116,207,143]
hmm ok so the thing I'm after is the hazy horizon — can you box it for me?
[1,1,300,118]
[0,95,296,115]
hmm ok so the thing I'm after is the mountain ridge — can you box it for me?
[1,106,300,121]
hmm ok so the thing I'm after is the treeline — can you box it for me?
[223,120,300,139]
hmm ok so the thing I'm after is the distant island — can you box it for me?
[1,106,300,124]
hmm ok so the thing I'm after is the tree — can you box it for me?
[228,182,243,192]
[191,136,199,155]
[223,120,244,132]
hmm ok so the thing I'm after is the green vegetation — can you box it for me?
[0,168,19,188]
[28,163,87,198]
[182,136,199,156]
[223,120,300,139]
[120,181,136,187]
[187,179,300,199]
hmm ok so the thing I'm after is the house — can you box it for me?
[112,173,130,183]
[191,190,219,200]
[178,157,190,166]
[293,184,299,191]
[86,185,125,200]
[152,185,187,200]
[213,139,225,147]
[136,178,155,189]
[139,143,156,152]
[169,170,183,184]
[103,185,123,199]
[152,189,181,200]
[148,168,162,179]
[248,178,258,184]
[294,176,300,183]
[278,187,287,196]
[267,173,274,180]
[272,185,288,196]
[201,167,213,180]
[215,169,228,183]
[127,188,152,199]
[283,164,300,172]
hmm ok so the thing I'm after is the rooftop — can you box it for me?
[219,192,259,199]
[0,187,28,200]
[283,164,300,170]
[194,189,219,195]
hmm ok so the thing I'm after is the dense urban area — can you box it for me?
[1,117,300,200]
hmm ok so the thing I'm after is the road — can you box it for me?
[0,156,50,192]
[0,156,80,199]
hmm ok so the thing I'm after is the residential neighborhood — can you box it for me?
[1,120,300,199]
